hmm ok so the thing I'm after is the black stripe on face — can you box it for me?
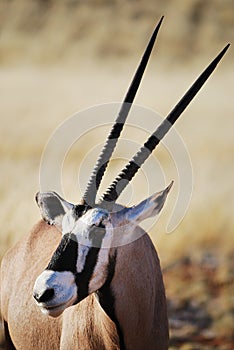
[47,233,78,273]
[75,247,101,301]
[75,226,106,301]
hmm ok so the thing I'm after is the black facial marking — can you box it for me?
[46,233,78,273]
[73,204,90,218]
[75,226,106,301]
[75,247,100,301]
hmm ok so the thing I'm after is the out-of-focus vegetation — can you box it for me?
[0,0,233,65]
[0,1,233,349]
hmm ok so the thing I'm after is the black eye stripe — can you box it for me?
[46,233,78,273]
[73,204,90,218]
[98,222,105,229]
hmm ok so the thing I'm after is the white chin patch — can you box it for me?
[34,270,78,317]
[40,294,77,318]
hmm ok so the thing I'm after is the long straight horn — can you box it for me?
[100,44,230,205]
[82,17,164,207]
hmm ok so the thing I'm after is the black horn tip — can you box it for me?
[160,15,165,23]
[219,43,230,56]
[214,43,230,64]
[166,180,174,193]
[153,16,164,36]
[223,43,231,51]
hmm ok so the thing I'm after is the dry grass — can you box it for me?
[0,1,233,348]
[0,0,233,66]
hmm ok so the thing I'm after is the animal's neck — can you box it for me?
[61,294,120,350]
[98,228,168,350]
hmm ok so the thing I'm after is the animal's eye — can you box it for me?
[93,221,105,229]
[98,222,105,229]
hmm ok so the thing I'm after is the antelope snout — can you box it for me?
[33,288,54,303]
[33,270,78,317]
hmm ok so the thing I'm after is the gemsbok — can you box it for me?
[0,17,229,350]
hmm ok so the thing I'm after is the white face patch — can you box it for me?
[74,209,113,285]
[62,208,110,247]
[88,221,115,293]
[61,208,115,292]
[33,270,77,318]
[76,244,90,273]
[34,207,116,317]
[88,248,110,293]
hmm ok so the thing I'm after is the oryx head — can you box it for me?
[33,17,229,317]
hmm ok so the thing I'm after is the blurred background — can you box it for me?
[0,1,233,349]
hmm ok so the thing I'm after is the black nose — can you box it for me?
[33,288,55,303]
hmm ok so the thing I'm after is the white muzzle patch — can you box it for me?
[33,270,78,317]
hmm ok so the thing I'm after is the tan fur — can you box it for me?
[0,220,168,349]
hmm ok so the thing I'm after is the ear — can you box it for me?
[35,191,74,229]
[124,181,173,225]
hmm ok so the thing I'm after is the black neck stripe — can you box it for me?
[97,251,126,350]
